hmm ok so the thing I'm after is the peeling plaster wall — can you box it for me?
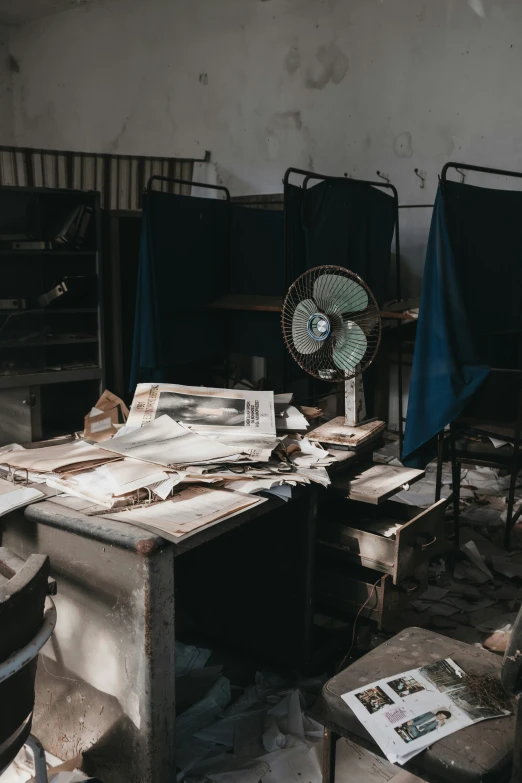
[9,0,522,302]
[0,26,14,144]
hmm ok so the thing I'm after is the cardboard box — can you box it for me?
[84,390,129,442]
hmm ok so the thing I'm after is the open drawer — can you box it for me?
[317,497,448,584]
[316,562,428,630]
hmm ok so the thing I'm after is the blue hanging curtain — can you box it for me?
[402,187,490,466]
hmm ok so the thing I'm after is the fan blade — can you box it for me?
[313,274,368,315]
[342,307,380,333]
[292,298,322,354]
[332,321,367,372]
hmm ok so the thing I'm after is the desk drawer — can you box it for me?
[316,563,427,630]
[318,498,447,584]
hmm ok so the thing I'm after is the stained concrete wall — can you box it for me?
[0,26,14,144]
[8,0,522,297]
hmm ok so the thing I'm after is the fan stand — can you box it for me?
[307,373,386,451]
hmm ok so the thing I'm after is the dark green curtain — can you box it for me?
[301,179,397,306]
[130,190,228,389]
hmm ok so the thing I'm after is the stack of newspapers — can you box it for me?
[0,383,334,541]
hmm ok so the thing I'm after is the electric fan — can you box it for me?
[282,265,385,449]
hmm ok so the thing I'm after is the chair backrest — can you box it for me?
[0,547,50,774]
[502,602,522,696]
[462,368,522,426]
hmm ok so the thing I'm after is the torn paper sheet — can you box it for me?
[203,431,279,462]
[84,389,129,442]
[274,393,293,416]
[99,415,242,467]
[276,406,309,433]
[94,458,171,495]
[491,556,522,579]
[461,541,494,580]
[258,744,322,783]
[264,485,292,502]
[175,641,212,676]
[103,486,265,542]
[176,675,231,737]
[127,382,276,434]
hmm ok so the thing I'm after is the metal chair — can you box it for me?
[313,616,522,783]
[0,547,57,783]
[434,369,522,549]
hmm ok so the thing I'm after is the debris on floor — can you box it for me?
[374,435,522,654]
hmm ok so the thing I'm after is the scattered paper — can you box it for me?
[103,486,265,541]
[175,641,212,676]
[0,440,119,474]
[491,556,522,579]
[0,478,44,516]
[461,541,494,580]
[276,406,309,432]
[99,415,242,467]
[176,676,231,737]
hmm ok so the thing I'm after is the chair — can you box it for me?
[0,547,57,783]
[313,621,522,783]
[434,369,522,549]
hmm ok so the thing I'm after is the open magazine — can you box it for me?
[342,658,510,765]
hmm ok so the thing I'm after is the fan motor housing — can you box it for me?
[307,313,331,341]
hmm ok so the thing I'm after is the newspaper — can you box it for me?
[342,658,510,764]
[127,383,276,435]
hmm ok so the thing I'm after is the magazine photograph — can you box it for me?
[127,383,276,434]
[341,658,510,765]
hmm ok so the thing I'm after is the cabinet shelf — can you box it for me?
[0,250,97,256]
[0,185,105,444]
[0,336,98,348]
[0,308,98,315]
[209,294,283,312]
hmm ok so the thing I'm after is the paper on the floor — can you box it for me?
[0,478,44,516]
[99,415,242,467]
[175,641,212,676]
[103,486,265,541]
[176,675,231,737]
[257,744,322,783]
[189,753,270,783]
[411,600,459,617]
[127,382,276,434]
[461,541,493,579]
[491,556,522,579]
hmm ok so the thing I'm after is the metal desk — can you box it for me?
[0,487,317,783]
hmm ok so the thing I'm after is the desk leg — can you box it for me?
[322,727,338,783]
[1,514,176,783]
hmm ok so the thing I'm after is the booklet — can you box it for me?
[341,658,510,764]
[127,383,276,435]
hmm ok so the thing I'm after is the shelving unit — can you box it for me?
[0,185,104,443]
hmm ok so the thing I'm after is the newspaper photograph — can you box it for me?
[127,383,276,435]
[342,658,509,764]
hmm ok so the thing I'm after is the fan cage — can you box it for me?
[282,265,382,382]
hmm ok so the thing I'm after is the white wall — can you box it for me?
[0,25,14,144]
[8,0,522,293]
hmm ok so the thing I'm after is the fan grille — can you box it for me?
[282,265,381,381]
